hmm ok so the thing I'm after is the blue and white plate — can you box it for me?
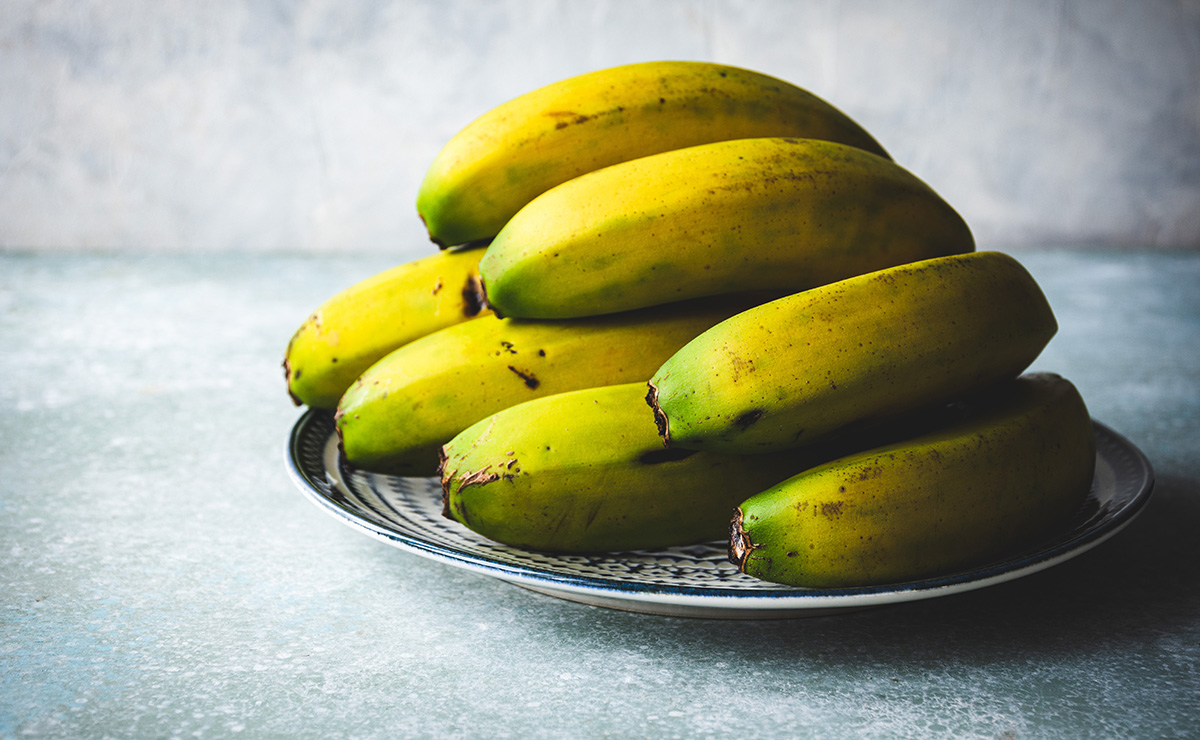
[286,410,1154,619]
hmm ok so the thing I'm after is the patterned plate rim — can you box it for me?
[285,409,1155,615]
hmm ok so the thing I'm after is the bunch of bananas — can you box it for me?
[284,61,1095,588]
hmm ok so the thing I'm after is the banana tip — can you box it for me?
[461,274,487,317]
[728,508,754,571]
[475,275,502,319]
[282,358,302,406]
[419,212,450,250]
[645,382,670,447]
[332,412,345,447]
[436,443,463,520]
[438,447,454,519]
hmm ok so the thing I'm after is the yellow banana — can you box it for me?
[647,251,1057,454]
[284,248,489,410]
[417,61,890,248]
[439,383,830,553]
[730,373,1096,588]
[478,137,974,319]
[336,296,767,476]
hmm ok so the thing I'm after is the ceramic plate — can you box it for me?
[285,410,1154,619]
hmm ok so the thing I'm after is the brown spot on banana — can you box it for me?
[734,408,765,429]
[458,467,499,489]
[545,110,599,130]
[726,351,755,383]
[506,366,540,389]
[820,501,845,518]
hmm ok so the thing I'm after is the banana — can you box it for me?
[647,251,1057,454]
[730,372,1096,588]
[417,61,890,248]
[478,137,974,319]
[336,296,768,476]
[439,383,832,553]
[284,248,489,410]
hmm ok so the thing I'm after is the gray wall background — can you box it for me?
[2,0,1198,257]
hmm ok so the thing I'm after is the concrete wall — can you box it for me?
[2,0,1198,256]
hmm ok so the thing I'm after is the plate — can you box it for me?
[285,410,1154,619]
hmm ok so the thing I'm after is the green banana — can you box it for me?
[336,296,768,476]
[647,251,1057,454]
[417,60,890,248]
[730,373,1096,588]
[439,383,830,553]
[478,137,974,319]
[284,248,489,410]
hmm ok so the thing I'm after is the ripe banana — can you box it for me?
[730,373,1096,588]
[647,251,1057,454]
[439,383,831,553]
[336,296,769,476]
[417,60,890,248]
[478,137,974,319]
[284,248,489,410]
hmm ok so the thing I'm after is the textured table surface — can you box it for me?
[2,248,1198,739]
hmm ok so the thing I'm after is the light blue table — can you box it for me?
[2,248,1198,738]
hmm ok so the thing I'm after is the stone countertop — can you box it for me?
[2,249,1198,739]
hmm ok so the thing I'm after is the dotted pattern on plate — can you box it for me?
[291,409,1146,594]
[294,411,798,590]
